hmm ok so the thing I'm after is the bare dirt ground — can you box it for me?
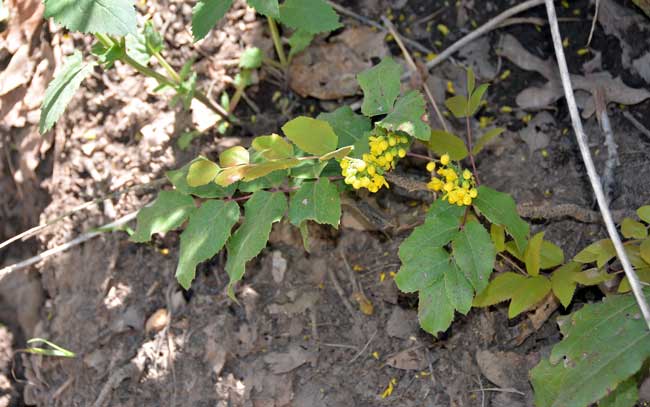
[1,0,650,406]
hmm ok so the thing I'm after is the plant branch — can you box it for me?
[267,17,288,67]
[544,0,650,329]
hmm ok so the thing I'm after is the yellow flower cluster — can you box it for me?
[426,154,478,206]
[341,130,409,193]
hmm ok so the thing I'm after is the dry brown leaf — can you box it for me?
[3,0,44,53]
[0,44,35,96]
[263,345,316,374]
[385,347,428,371]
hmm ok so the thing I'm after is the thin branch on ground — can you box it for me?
[544,0,650,329]
[326,266,359,322]
[425,0,545,70]
[468,387,525,396]
[594,88,619,204]
[348,329,377,364]
[381,16,449,133]
[586,0,601,47]
[622,111,650,139]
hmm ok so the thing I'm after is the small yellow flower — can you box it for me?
[440,154,450,165]
[372,351,380,359]
[380,378,398,399]
[446,81,455,95]
[426,162,436,172]
[463,169,472,180]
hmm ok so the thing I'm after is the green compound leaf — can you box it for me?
[225,191,287,298]
[444,95,469,118]
[131,190,195,243]
[574,238,616,267]
[541,240,565,269]
[550,262,581,308]
[39,51,96,134]
[418,277,455,335]
[187,157,220,187]
[452,220,496,293]
[252,134,294,160]
[637,205,650,224]
[357,57,402,117]
[176,200,240,289]
[43,0,137,36]
[621,217,648,239]
[466,68,476,95]
[473,186,529,253]
[192,0,233,41]
[318,106,372,157]
[468,83,489,116]
[239,47,263,69]
[166,161,236,198]
[599,376,638,407]
[219,146,250,167]
[288,29,314,58]
[524,231,544,276]
[278,0,341,34]
[246,0,279,18]
[473,272,525,307]
[289,178,340,228]
[377,90,431,141]
[282,116,338,155]
[427,130,468,161]
[472,127,505,155]
[530,290,650,407]
[445,262,474,315]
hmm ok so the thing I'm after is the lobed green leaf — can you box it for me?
[131,190,195,243]
[524,231,544,276]
[473,186,529,253]
[289,178,341,228]
[318,106,372,157]
[44,0,137,36]
[192,0,233,41]
[550,262,581,308]
[187,157,220,187]
[357,57,402,117]
[621,217,648,239]
[278,0,341,34]
[427,130,468,161]
[282,116,338,155]
[252,134,294,160]
[452,220,496,293]
[377,91,431,141]
[246,0,279,18]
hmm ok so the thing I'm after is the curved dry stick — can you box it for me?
[544,0,650,329]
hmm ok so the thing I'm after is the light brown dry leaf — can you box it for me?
[3,0,44,53]
[263,345,316,374]
[0,44,35,96]
[385,347,428,371]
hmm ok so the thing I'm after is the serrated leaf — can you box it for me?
[246,0,279,18]
[225,191,287,297]
[318,106,372,154]
[473,186,529,253]
[357,57,401,117]
[278,0,341,34]
[445,262,474,315]
[288,29,314,58]
[187,157,220,187]
[427,130,468,161]
[524,231,544,276]
[377,91,431,141]
[43,0,137,36]
[490,224,506,252]
[282,116,338,155]
[530,290,650,407]
[452,220,496,293]
[599,376,638,407]
[551,262,581,308]
[637,205,650,223]
[319,146,353,161]
[192,0,233,41]
[540,240,565,269]
[621,217,648,239]
[39,52,96,134]
[131,191,195,243]
[175,200,240,289]
[508,275,551,317]
[445,95,468,118]
[289,178,340,228]
[472,127,504,155]
[220,146,250,167]
[468,83,489,116]
[252,134,294,160]
[473,272,526,307]
[125,31,150,66]
[166,162,236,198]
[641,238,650,264]
[418,277,455,335]
[239,47,263,69]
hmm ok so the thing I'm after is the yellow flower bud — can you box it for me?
[463,195,472,205]
[443,182,454,192]
[469,188,478,198]
[463,169,472,180]
[388,136,397,146]
[426,162,436,172]
[440,154,450,165]
[398,148,406,158]
[353,180,362,189]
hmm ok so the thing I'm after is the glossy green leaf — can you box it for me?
[39,52,96,134]
[621,217,648,239]
[452,220,496,293]
[472,127,504,155]
[427,130,468,160]
[468,83,489,116]
[531,290,650,407]
[444,95,468,118]
[166,161,236,198]
[319,146,353,161]
[574,238,616,267]
[176,200,240,289]
[640,238,650,264]
[43,0,137,35]
[289,178,340,228]
[550,262,581,308]
[318,106,372,153]
[225,191,287,297]
[473,272,526,307]
[508,275,551,317]
[288,29,314,58]
[239,47,263,69]
[246,0,279,18]
[242,158,300,181]
[540,240,565,269]
[418,277,455,335]
[252,134,294,160]
[131,191,195,243]
[637,205,650,224]
[524,231,544,276]
[219,146,250,167]
[473,186,529,252]
[192,0,233,41]
[377,90,431,141]
[599,376,638,407]
[282,116,338,155]
[445,262,474,315]
[278,0,341,34]
[214,166,246,187]
[357,57,401,117]
[490,224,506,252]
[396,246,453,293]
[187,157,220,187]
[573,268,615,286]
